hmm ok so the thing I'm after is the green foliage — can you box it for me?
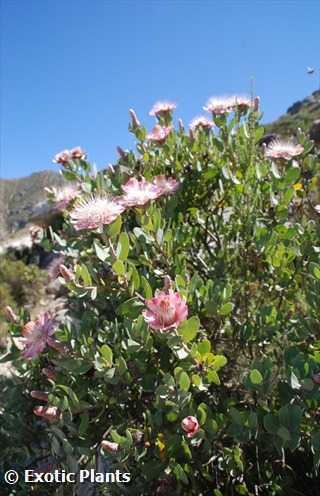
[2,102,320,495]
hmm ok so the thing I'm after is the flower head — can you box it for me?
[48,254,65,280]
[70,146,86,160]
[101,440,119,453]
[181,416,200,438]
[143,289,188,331]
[59,264,75,282]
[264,139,304,160]
[204,96,236,115]
[149,101,176,117]
[54,185,79,210]
[53,149,71,165]
[189,116,213,131]
[152,175,179,195]
[33,406,60,422]
[120,177,162,208]
[69,194,125,231]
[21,312,56,359]
[146,125,172,145]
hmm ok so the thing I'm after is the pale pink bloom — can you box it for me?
[53,149,72,165]
[59,264,74,282]
[152,175,179,195]
[33,406,61,422]
[146,125,172,145]
[181,416,200,438]
[31,390,49,402]
[70,146,86,160]
[129,108,141,128]
[149,101,176,117]
[42,367,58,380]
[70,194,125,231]
[189,116,213,131]
[4,305,18,323]
[120,177,162,207]
[204,96,235,115]
[265,139,304,160]
[54,185,79,210]
[143,289,188,331]
[21,313,56,359]
[233,95,253,111]
[101,440,119,453]
[48,254,65,279]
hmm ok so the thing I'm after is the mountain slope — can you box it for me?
[266,90,320,137]
[0,170,64,241]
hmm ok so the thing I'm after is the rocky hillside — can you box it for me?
[266,90,320,139]
[0,170,64,242]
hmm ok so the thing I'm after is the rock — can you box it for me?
[310,119,320,144]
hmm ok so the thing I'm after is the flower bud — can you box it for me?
[31,390,49,402]
[116,146,127,158]
[163,275,172,291]
[47,338,69,356]
[178,118,184,133]
[129,109,141,128]
[33,406,61,422]
[4,305,18,323]
[42,367,58,380]
[101,440,119,453]
[181,416,200,438]
[253,96,260,112]
[59,264,74,282]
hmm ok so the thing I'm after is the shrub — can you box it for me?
[2,97,320,495]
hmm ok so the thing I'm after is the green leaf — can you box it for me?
[198,339,211,356]
[211,355,228,370]
[117,232,130,260]
[178,316,200,342]
[179,372,191,391]
[112,260,125,276]
[107,216,122,237]
[94,241,109,261]
[207,369,220,385]
[250,369,263,385]
[100,345,113,367]
[141,276,153,299]
[219,302,234,316]
[309,263,320,280]
[277,426,291,442]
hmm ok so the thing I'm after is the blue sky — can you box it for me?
[1,0,320,179]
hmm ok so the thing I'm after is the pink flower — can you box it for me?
[54,185,79,210]
[149,101,176,117]
[53,149,72,165]
[59,264,74,282]
[42,367,58,380]
[31,390,49,402]
[48,254,65,280]
[101,440,119,453]
[264,139,304,160]
[204,96,235,115]
[146,125,172,145]
[120,177,162,208]
[181,416,200,438]
[33,406,61,422]
[233,95,253,111]
[4,305,18,323]
[189,116,213,131]
[143,289,188,331]
[152,175,179,195]
[70,146,86,160]
[21,313,56,359]
[69,194,125,231]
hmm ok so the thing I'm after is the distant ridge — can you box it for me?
[0,170,64,241]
